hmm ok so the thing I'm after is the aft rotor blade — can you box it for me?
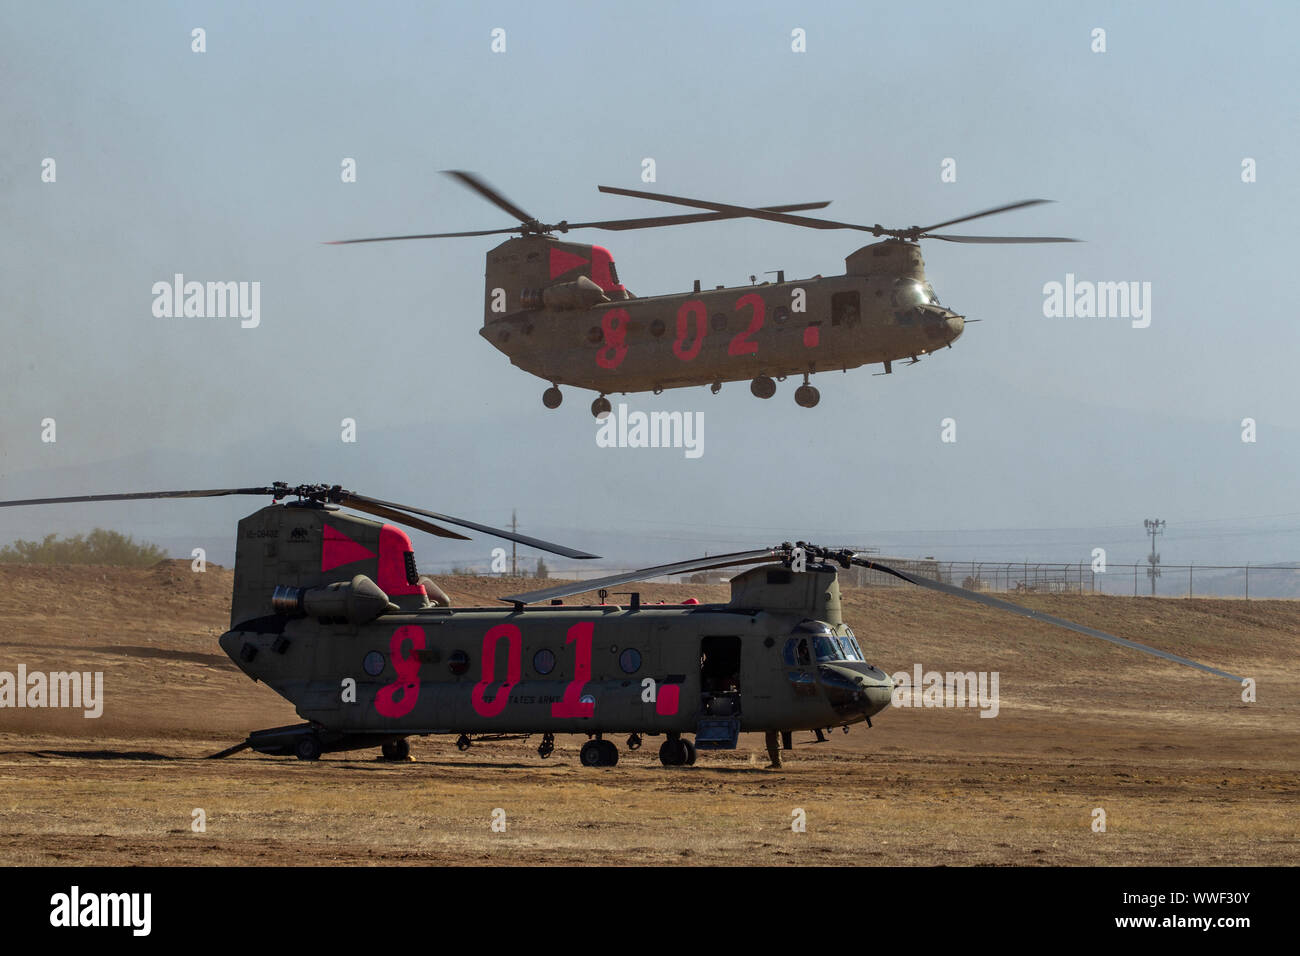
[500,548,783,604]
[340,492,600,560]
[924,234,1080,244]
[598,186,872,232]
[326,227,522,244]
[0,487,279,508]
[443,170,538,225]
[566,202,833,232]
[916,199,1052,234]
[852,557,1243,681]
[336,497,470,542]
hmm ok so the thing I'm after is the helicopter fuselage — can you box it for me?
[217,565,895,748]
[479,236,964,402]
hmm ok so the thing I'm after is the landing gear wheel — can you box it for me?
[591,395,612,418]
[597,740,619,766]
[794,384,820,408]
[455,734,472,752]
[682,739,697,766]
[710,381,722,394]
[538,733,555,759]
[381,738,410,761]
[580,740,606,767]
[294,735,322,761]
[626,733,643,751]
[542,386,563,409]
[750,376,776,399]
[659,739,684,767]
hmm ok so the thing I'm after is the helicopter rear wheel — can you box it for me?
[598,740,619,766]
[294,735,322,761]
[794,384,820,408]
[710,381,722,394]
[538,733,555,759]
[591,395,612,418]
[750,376,776,399]
[380,738,410,761]
[659,738,691,767]
[658,739,683,766]
[542,386,563,409]
[581,739,618,767]
[455,734,472,752]
[626,733,642,751]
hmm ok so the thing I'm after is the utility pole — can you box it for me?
[510,509,518,577]
[1143,518,1164,597]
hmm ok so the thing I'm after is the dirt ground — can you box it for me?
[0,562,1295,865]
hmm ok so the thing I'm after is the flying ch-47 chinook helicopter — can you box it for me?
[0,484,1241,768]
[331,172,1078,416]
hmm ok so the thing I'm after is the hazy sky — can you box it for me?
[2,0,1297,575]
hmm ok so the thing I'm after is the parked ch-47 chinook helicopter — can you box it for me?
[0,484,1241,768]
[330,172,1078,416]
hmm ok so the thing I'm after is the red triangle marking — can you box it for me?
[321,524,377,572]
[549,247,590,279]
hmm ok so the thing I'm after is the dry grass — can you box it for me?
[0,563,1295,865]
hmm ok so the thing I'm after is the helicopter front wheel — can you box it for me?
[794,384,820,408]
[542,386,563,409]
[380,738,410,761]
[591,395,612,418]
[294,735,322,761]
[750,376,776,399]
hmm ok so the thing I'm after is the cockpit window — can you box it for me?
[783,637,813,666]
[813,635,844,663]
[841,626,865,661]
[798,630,866,663]
[891,279,927,308]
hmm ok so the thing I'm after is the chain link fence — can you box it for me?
[841,559,1300,599]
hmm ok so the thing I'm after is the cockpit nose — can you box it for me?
[916,304,964,346]
[944,310,964,342]
[819,663,895,721]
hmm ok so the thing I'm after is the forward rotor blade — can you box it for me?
[565,202,833,232]
[340,492,600,560]
[501,548,783,604]
[598,186,872,232]
[852,557,1243,681]
[335,497,471,541]
[0,487,279,508]
[326,227,522,244]
[443,170,538,225]
[916,199,1052,233]
[327,203,836,243]
[925,234,1080,244]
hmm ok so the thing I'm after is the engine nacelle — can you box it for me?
[543,275,608,311]
[271,574,398,626]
